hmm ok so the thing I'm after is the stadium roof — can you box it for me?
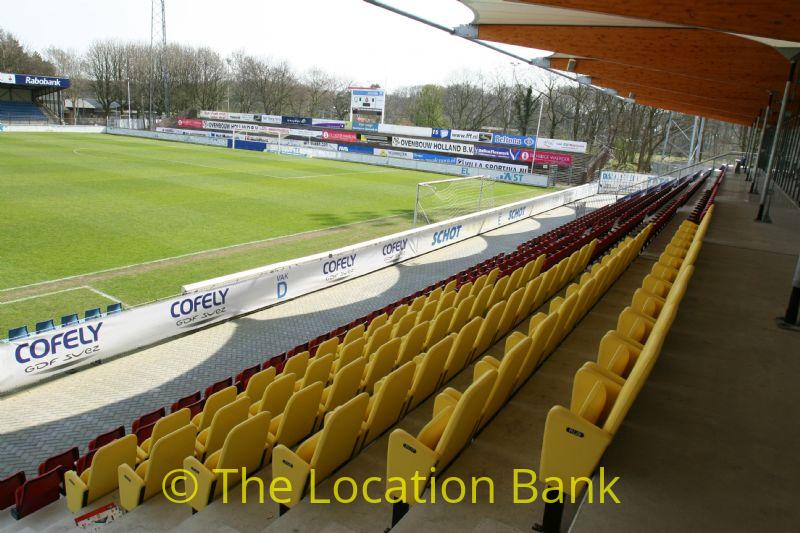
[456,0,800,125]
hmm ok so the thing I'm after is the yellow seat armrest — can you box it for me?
[386,429,439,504]
[118,463,146,512]
[271,444,311,509]
[183,455,217,512]
[65,469,88,512]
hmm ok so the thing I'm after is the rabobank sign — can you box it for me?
[13,74,71,88]
[14,322,103,367]
[491,133,536,148]
[170,289,229,327]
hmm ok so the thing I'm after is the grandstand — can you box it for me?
[1,0,800,532]
[0,71,68,124]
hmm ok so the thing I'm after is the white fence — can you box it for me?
[2,125,106,133]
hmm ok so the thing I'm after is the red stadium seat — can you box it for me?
[236,364,261,391]
[37,446,78,494]
[134,421,157,444]
[88,426,125,451]
[171,391,201,412]
[0,471,25,510]
[204,377,233,399]
[131,407,166,433]
[75,450,97,475]
[10,468,61,520]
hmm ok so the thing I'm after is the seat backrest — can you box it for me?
[258,372,296,416]
[213,412,272,495]
[389,304,409,324]
[275,382,324,447]
[363,362,416,445]
[342,323,365,346]
[436,290,456,314]
[14,468,60,519]
[517,313,558,386]
[364,321,392,356]
[435,369,498,467]
[442,316,482,383]
[450,294,475,333]
[576,382,607,425]
[365,312,388,336]
[470,285,493,318]
[407,334,453,411]
[324,357,367,413]
[426,307,455,347]
[454,282,472,306]
[38,446,79,479]
[85,434,137,502]
[362,338,401,393]
[202,397,250,459]
[315,337,339,358]
[498,287,525,337]
[141,424,196,500]
[242,367,276,401]
[488,276,509,308]
[475,301,506,355]
[132,407,166,433]
[310,393,369,480]
[480,337,529,423]
[196,386,237,431]
[416,301,438,325]
[1,471,26,511]
[204,377,233,399]
[410,295,427,312]
[471,274,488,295]
[396,321,429,367]
[88,426,125,451]
[301,353,334,388]
[335,337,366,373]
[392,311,418,338]
[283,351,310,379]
[148,408,191,450]
[520,276,543,317]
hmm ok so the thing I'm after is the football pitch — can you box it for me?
[0,133,556,334]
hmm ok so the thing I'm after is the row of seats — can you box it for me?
[7,304,123,341]
[384,226,652,524]
[689,167,725,223]
[0,174,695,520]
[536,207,715,532]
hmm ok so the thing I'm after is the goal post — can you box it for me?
[413,175,496,226]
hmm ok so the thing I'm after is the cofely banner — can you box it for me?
[491,133,536,148]
[392,136,475,156]
[0,180,597,393]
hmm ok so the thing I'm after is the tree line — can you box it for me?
[1,28,744,172]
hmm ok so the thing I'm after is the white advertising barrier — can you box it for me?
[455,158,528,173]
[392,136,475,155]
[108,127,228,147]
[536,137,588,154]
[378,123,433,138]
[4,125,106,133]
[450,129,492,143]
[0,173,596,393]
[203,120,287,135]
[599,170,657,193]
[199,110,282,124]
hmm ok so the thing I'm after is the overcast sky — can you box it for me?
[3,0,551,89]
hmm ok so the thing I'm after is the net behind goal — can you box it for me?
[413,175,496,226]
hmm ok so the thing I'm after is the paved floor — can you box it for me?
[0,200,603,478]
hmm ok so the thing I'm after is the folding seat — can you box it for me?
[425,307,455,349]
[88,425,125,451]
[235,364,262,391]
[191,386,237,431]
[314,337,339,358]
[61,313,79,327]
[449,294,475,334]
[404,334,454,414]
[361,338,401,393]
[204,376,233,399]
[631,288,665,319]
[443,278,458,294]
[486,267,500,285]
[395,321,429,367]
[118,424,196,511]
[616,307,656,344]
[519,276,544,319]
[195,396,250,461]
[473,301,507,357]
[436,291,458,314]
[341,323,366,347]
[131,407,166,434]
[657,251,683,270]
[426,286,443,303]
[487,276,509,310]
[440,316,482,385]
[439,336,529,432]
[453,281,472,307]
[38,447,79,495]
[415,301,439,326]
[137,408,192,462]
[10,468,61,520]
[238,366,277,402]
[135,422,156,445]
[283,351,310,380]
[389,304,410,325]
[1,471,26,510]
[249,372,296,416]
[364,321,392,357]
[317,357,367,429]
[470,285,493,318]
[333,337,365,377]
[66,434,137,511]
[84,308,102,321]
[356,361,416,450]
[510,312,558,391]
[263,353,286,371]
[267,382,325,451]
[386,369,497,522]
[295,353,334,391]
[365,312,388,337]
[505,268,524,298]
[471,274,488,295]
[75,450,97,475]
[35,319,55,334]
[273,393,369,511]
[184,412,272,512]
[496,287,525,341]
[409,295,427,312]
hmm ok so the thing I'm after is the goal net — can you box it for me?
[413,175,496,226]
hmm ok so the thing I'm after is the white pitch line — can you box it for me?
[0,214,407,293]
[0,286,90,305]
[85,286,126,306]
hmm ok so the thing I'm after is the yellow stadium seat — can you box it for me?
[506,268,524,298]
[365,312,388,337]
[249,372,296,417]
[118,425,196,511]
[272,393,369,511]
[471,274,488,295]
[332,337,365,376]
[238,366,277,402]
[137,408,192,462]
[443,278,458,294]
[404,334,454,414]
[295,353,334,391]
[410,295,427,312]
[386,369,497,519]
[364,321,392,357]
[449,294,475,333]
[356,361,416,450]
[395,321,428,367]
[486,267,500,285]
[425,307,455,348]
[268,382,325,451]
[496,287,525,340]
[341,324,366,348]
[361,338,401,393]
[389,304,409,324]
[317,357,367,429]
[183,412,271,512]
[436,290,457,315]
[519,276,543,320]
[415,300,439,325]
[453,282,472,307]
[283,351,310,381]
[512,312,558,391]
[392,311,418,338]
[426,286,443,304]
[191,386,237,431]
[314,337,339,358]
[474,301,506,356]
[195,396,250,461]
[487,275,509,310]
[66,434,137,511]
[470,285,493,318]
[440,316,482,384]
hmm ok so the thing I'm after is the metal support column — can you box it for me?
[688,116,700,164]
[757,61,795,222]
[778,253,800,328]
[743,117,758,179]
[751,94,773,193]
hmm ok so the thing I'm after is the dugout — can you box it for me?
[0,71,70,124]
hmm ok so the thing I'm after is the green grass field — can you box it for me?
[0,133,556,334]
